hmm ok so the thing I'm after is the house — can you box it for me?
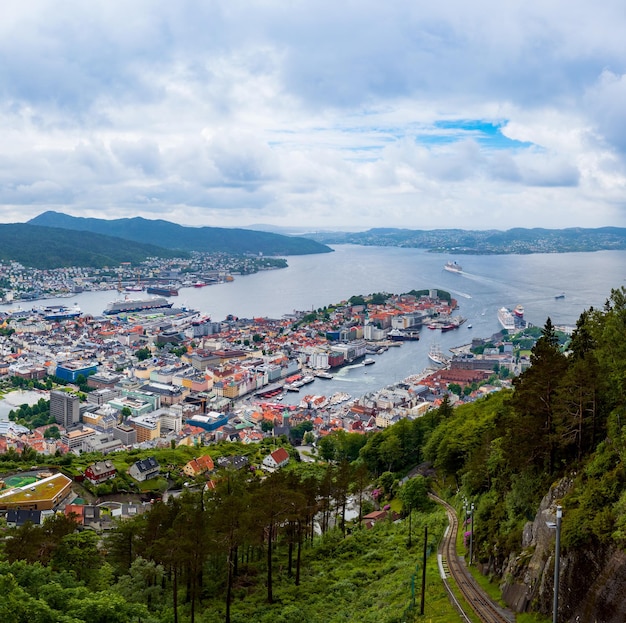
[6,509,54,527]
[362,510,388,529]
[262,447,290,470]
[183,454,215,478]
[217,455,249,470]
[128,456,160,482]
[84,460,117,485]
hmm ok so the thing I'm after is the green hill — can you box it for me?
[0,224,185,269]
[29,211,333,256]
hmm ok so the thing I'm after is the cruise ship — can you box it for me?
[103,296,174,315]
[34,303,82,321]
[497,307,517,331]
[444,260,462,273]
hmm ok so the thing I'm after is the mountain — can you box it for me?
[29,211,333,256]
[0,224,185,269]
[307,226,626,253]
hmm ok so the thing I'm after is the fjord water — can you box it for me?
[4,245,625,405]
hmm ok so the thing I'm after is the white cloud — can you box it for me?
[0,1,624,229]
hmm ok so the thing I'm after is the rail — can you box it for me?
[430,493,515,623]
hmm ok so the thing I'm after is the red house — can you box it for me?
[85,460,117,485]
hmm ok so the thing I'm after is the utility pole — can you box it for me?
[553,506,562,623]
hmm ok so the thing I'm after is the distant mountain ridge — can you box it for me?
[0,223,184,269]
[308,226,626,253]
[29,212,333,256]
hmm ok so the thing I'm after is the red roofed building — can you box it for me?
[262,447,290,470]
[183,455,215,478]
[85,460,117,485]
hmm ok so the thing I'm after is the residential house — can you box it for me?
[128,456,160,482]
[262,447,290,470]
[183,455,215,478]
[84,460,117,485]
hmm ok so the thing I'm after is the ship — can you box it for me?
[444,260,462,273]
[440,316,465,332]
[314,371,334,380]
[428,343,450,366]
[35,303,82,321]
[514,304,525,318]
[103,296,174,315]
[498,307,517,331]
[146,285,179,296]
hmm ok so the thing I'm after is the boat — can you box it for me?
[514,304,525,318]
[467,324,472,329]
[193,281,207,288]
[146,285,179,296]
[103,296,174,315]
[444,260,462,273]
[35,303,82,321]
[428,343,450,366]
[314,371,334,380]
[555,293,565,300]
[301,375,315,384]
[363,358,375,366]
[497,307,516,331]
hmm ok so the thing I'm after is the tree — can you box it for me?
[135,347,151,361]
[507,317,568,475]
[399,476,429,547]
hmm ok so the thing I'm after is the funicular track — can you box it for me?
[430,493,515,623]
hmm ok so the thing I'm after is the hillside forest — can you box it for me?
[2,287,626,622]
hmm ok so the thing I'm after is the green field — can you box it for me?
[3,475,38,489]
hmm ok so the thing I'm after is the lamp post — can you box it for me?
[469,503,475,566]
[546,505,562,623]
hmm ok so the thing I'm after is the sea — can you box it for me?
[1,245,625,412]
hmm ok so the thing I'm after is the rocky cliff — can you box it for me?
[500,477,626,622]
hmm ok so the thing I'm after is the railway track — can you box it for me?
[431,494,515,623]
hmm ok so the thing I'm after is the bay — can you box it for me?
[2,246,625,408]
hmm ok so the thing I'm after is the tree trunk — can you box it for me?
[267,523,274,604]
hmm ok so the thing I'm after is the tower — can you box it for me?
[50,390,80,429]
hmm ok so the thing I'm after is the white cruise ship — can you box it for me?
[497,307,516,331]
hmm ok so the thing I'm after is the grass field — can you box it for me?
[3,475,38,489]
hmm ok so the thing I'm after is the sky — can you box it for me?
[1,1,625,231]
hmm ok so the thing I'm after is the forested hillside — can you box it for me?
[2,288,626,622]
[0,224,184,268]
[29,211,333,256]
[425,286,626,621]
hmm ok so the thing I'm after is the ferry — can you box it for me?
[314,371,334,380]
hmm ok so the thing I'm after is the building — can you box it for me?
[127,413,161,443]
[55,360,98,383]
[113,423,137,446]
[183,455,215,478]
[62,427,96,453]
[50,390,80,429]
[87,388,120,405]
[128,457,160,482]
[85,460,117,485]
[0,472,73,511]
[262,447,290,470]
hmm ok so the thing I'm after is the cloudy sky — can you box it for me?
[1,1,625,231]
